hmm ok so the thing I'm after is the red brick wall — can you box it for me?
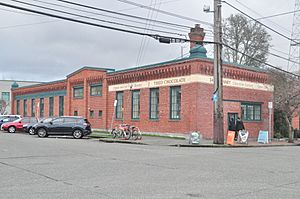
[11,60,274,139]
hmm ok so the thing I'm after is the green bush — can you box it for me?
[274,109,289,138]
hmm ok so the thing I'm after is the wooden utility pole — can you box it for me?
[213,0,224,144]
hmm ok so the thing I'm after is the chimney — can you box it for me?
[188,24,206,49]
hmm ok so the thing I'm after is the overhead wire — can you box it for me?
[10,0,185,36]
[223,1,296,43]
[116,0,213,26]
[233,0,291,34]
[33,0,188,33]
[1,1,298,77]
[55,0,192,29]
[0,1,215,44]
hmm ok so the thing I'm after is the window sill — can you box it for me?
[73,97,84,100]
[169,118,181,121]
[243,120,262,123]
[149,119,159,121]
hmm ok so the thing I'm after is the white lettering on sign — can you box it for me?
[108,74,274,92]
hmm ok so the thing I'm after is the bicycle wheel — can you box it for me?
[111,129,118,139]
[123,130,131,140]
[131,129,139,140]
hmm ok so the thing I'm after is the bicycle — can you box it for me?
[111,124,131,140]
[130,126,142,140]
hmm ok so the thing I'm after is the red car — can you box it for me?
[2,117,38,133]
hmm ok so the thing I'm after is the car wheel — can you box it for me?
[37,128,47,138]
[8,126,16,133]
[73,129,83,139]
[28,128,35,135]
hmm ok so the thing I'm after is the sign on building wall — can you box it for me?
[108,74,274,92]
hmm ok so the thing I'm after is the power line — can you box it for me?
[223,1,297,43]
[33,0,188,33]
[55,0,192,29]
[233,0,291,34]
[256,9,300,20]
[11,0,185,36]
[0,1,215,45]
[116,0,213,26]
[222,43,300,77]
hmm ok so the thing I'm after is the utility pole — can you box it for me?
[213,0,224,144]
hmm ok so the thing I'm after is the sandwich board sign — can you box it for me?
[257,130,268,144]
[226,131,235,145]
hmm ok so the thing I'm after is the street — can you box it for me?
[0,132,299,199]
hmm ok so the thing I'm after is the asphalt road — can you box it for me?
[0,132,299,199]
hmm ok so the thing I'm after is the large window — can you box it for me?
[170,86,181,119]
[90,83,102,96]
[31,99,35,117]
[16,100,20,115]
[116,92,123,119]
[59,96,64,116]
[40,98,44,117]
[1,92,10,102]
[23,99,27,117]
[131,90,140,119]
[73,86,84,98]
[49,97,54,117]
[150,88,159,119]
[241,103,261,121]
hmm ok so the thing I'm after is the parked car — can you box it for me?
[2,117,38,133]
[35,116,91,139]
[24,117,56,135]
[0,115,21,130]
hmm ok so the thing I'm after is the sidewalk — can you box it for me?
[93,133,300,147]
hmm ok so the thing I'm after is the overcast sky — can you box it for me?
[0,0,296,82]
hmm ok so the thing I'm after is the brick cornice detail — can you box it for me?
[107,64,191,85]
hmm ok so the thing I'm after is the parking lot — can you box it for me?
[0,132,300,199]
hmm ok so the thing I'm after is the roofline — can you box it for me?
[0,79,43,83]
[108,56,267,75]
[13,79,67,90]
[67,66,115,78]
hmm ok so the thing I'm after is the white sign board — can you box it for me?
[268,102,273,109]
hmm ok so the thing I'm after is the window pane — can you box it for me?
[116,92,123,119]
[49,97,54,117]
[90,110,94,118]
[1,92,10,102]
[40,98,44,117]
[59,96,64,116]
[90,84,102,96]
[150,88,159,119]
[73,87,84,98]
[254,105,261,120]
[132,90,140,119]
[31,99,35,117]
[241,103,261,121]
[16,100,20,115]
[23,99,27,117]
[170,86,181,119]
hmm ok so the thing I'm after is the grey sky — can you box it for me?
[0,0,296,82]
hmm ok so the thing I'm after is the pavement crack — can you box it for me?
[0,161,73,185]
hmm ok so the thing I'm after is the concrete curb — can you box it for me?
[99,138,148,145]
[170,143,300,148]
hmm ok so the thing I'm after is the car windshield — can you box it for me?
[14,118,22,123]
[42,118,54,123]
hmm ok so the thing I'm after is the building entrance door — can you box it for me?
[228,113,238,131]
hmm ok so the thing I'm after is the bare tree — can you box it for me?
[270,70,300,143]
[223,14,271,67]
[0,99,9,115]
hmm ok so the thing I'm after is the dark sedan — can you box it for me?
[35,116,91,139]
[24,117,56,135]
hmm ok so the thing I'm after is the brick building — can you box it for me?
[11,25,274,139]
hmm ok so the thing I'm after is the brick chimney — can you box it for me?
[188,24,206,49]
